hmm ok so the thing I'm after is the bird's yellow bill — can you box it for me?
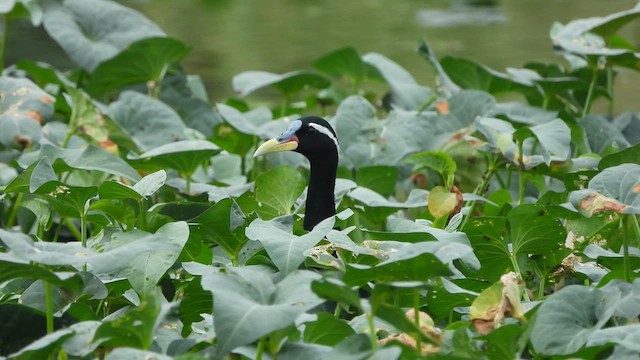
[253,138,299,157]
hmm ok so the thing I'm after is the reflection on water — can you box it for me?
[7,0,640,112]
[415,0,506,27]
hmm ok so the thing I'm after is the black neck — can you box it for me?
[303,152,338,231]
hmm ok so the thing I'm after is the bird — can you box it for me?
[253,116,339,231]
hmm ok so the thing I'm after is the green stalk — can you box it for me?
[622,216,637,283]
[509,254,530,302]
[63,218,82,241]
[413,290,422,352]
[80,214,87,271]
[581,67,598,119]
[45,280,54,334]
[630,214,640,248]
[6,192,24,228]
[460,155,496,230]
[606,67,614,117]
[255,336,266,360]
[517,139,525,204]
[0,14,7,71]
[367,311,378,350]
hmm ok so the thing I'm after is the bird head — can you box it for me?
[253,116,339,161]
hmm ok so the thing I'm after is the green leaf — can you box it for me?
[0,76,53,149]
[107,91,187,152]
[530,285,618,355]
[42,0,165,71]
[35,182,98,218]
[354,166,398,197]
[313,46,381,81]
[104,348,173,360]
[94,290,164,349]
[508,204,566,255]
[87,37,190,95]
[580,115,630,155]
[362,52,431,110]
[189,199,247,260]
[254,166,306,217]
[405,151,457,179]
[232,70,330,97]
[127,140,220,175]
[7,329,74,360]
[4,158,56,194]
[599,143,640,170]
[18,144,141,182]
[245,216,334,274]
[311,278,363,310]
[201,268,324,358]
[569,163,640,216]
[303,313,355,346]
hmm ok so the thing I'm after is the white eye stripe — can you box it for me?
[308,122,340,155]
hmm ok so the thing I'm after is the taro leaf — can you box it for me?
[348,187,427,209]
[613,112,640,145]
[34,181,98,218]
[599,143,640,170]
[0,250,68,285]
[580,115,630,154]
[475,117,518,161]
[342,251,452,287]
[311,278,363,310]
[64,87,116,149]
[60,321,101,357]
[18,143,141,182]
[405,151,457,175]
[200,267,324,358]
[0,76,53,149]
[439,56,531,95]
[87,37,190,96]
[303,313,356,346]
[4,158,56,194]
[104,348,172,360]
[530,285,619,355]
[108,91,187,152]
[586,325,640,355]
[245,216,335,274]
[232,71,330,97]
[127,140,220,175]
[99,170,167,202]
[478,324,525,360]
[508,203,566,255]
[3,0,43,26]
[319,334,372,360]
[7,329,74,360]
[216,103,266,136]
[528,118,571,161]
[362,52,431,110]
[42,0,165,72]
[21,273,107,314]
[550,5,640,67]
[354,166,398,197]
[492,102,558,125]
[189,199,247,260]
[90,222,189,294]
[160,72,223,138]
[94,290,163,350]
[569,163,640,216]
[254,166,306,217]
[313,47,381,82]
[417,40,461,97]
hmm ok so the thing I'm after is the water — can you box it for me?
[8,0,640,112]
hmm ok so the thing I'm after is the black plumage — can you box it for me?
[254,116,339,231]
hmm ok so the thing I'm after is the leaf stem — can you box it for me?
[6,192,24,228]
[460,155,496,230]
[367,311,378,350]
[413,290,422,352]
[45,280,54,334]
[63,217,82,241]
[509,254,530,302]
[0,15,7,71]
[255,336,266,360]
[517,139,525,204]
[581,67,598,119]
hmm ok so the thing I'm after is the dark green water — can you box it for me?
[123,0,640,113]
[9,0,640,112]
